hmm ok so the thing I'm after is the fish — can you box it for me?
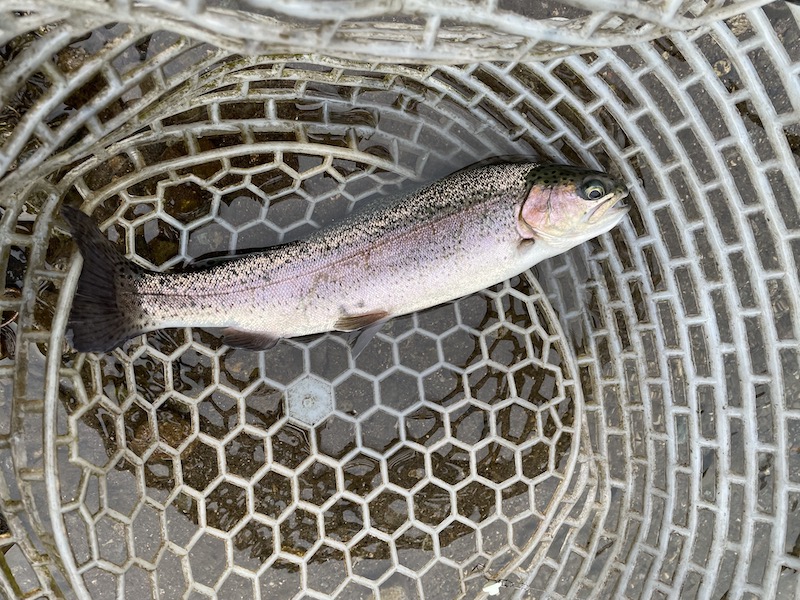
[61,162,629,353]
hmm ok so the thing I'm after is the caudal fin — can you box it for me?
[61,206,148,352]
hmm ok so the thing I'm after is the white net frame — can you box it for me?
[0,1,799,599]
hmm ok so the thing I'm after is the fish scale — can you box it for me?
[61,162,629,353]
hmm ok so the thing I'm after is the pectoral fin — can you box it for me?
[334,311,389,332]
[517,238,536,250]
[221,328,280,351]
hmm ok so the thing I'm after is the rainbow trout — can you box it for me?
[61,162,629,353]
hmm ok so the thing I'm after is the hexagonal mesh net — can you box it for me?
[1,1,799,599]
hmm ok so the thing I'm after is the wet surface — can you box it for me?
[60,260,577,595]
[41,70,584,594]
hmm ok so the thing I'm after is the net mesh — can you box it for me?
[1,1,799,599]
[0,1,775,63]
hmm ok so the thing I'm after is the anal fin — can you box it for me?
[222,328,280,351]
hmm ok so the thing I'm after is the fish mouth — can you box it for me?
[583,189,630,225]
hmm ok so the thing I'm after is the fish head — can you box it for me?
[517,164,629,248]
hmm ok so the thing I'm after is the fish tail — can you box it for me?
[61,206,149,352]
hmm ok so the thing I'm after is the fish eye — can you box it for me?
[581,179,607,200]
